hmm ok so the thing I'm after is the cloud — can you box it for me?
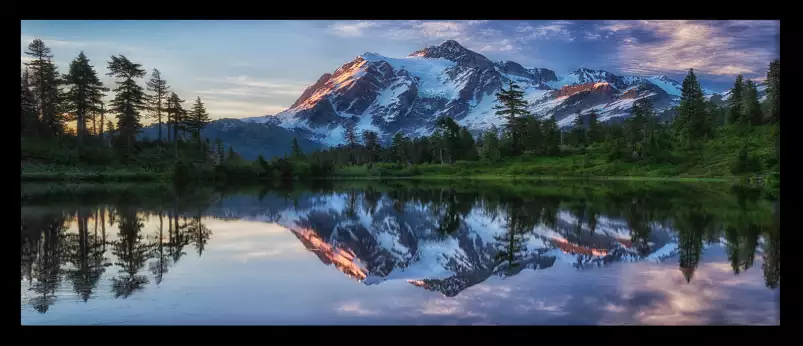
[516,21,576,42]
[329,21,381,37]
[197,76,307,97]
[205,100,288,118]
[467,20,489,26]
[21,34,138,52]
[604,20,779,79]
[328,20,521,53]
[585,32,602,41]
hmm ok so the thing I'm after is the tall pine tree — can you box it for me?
[766,60,780,167]
[165,92,187,158]
[107,55,147,151]
[21,69,38,136]
[494,81,529,156]
[727,74,745,125]
[361,130,380,164]
[146,69,170,143]
[187,96,210,144]
[541,116,561,156]
[24,39,64,137]
[674,68,708,150]
[742,80,763,127]
[481,125,501,161]
[291,137,303,160]
[64,51,105,143]
[766,60,780,124]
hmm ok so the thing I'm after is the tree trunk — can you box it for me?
[157,108,162,144]
[99,104,105,144]
[91,111,97,137]
[173,120,179,160]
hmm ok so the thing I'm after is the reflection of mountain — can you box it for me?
[206,192,683,297]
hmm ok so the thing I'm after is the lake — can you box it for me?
[20,180,780,325]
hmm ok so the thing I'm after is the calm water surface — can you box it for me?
[20,180,780,325]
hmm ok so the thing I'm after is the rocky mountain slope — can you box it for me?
[139,40,763,158]
[242,40,732,146]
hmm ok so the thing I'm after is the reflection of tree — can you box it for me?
[675,205,711,283]
[435,189,462,235]
[23,211,67,313]
[762,199,780,289]
[569,200,586,237]
[167,210,191,265]
[110,206,151,298]
[625,197,652,257]
[587,205,598,235]
[345,189,358,218]
[541,196,561,231]
[494,199,536,266]
[362,186,381,215]
[149,211,170,285]
[388,187,408,214]
[188,209,212,257]
[64,209,109,302]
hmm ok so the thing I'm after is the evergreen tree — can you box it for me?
[390,132,409,164]
[766,60,780,166]
[481,125,501,161]
[743,80,763,127]
[21,69,38,135]
[570,114,587,148]
[494,81,529,156]
[344,122,357,147]
[165,92,187,159]
[146,69,170,143]
[343,122,358,164]
[361,130,380,164]
[766,60,780,124]
[63,52,106,142]
[727,74,745,125]
[187,96,210,144]
[434,117,461,164]
[541,116,560,156]
[107,55,147,151]
[674,68,708,150]
[458,127,478,161]
[523,115,542,153]
[291,137,303,160]
[586,111,603,144]
[215,138,225,161]
[625,98,651,159]
[24,39,64,136]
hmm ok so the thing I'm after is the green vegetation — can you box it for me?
[20,37,780,185]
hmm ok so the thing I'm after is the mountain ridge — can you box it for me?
[140,40,766,158]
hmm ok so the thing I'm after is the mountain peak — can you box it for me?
[440,39,463,48]
[408,39,493,70]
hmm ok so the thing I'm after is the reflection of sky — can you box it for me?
[21,217,779,325]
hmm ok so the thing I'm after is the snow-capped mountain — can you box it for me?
[243,40,723,146]
[204,191,687,297]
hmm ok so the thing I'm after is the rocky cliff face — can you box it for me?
[242,40,727,145]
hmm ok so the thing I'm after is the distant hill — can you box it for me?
[138,118,323,160]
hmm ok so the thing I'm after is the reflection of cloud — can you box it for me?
[337,301,378,316]
[203,220,306,261]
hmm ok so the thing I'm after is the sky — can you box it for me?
[21,20,780,122]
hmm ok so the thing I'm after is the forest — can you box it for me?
[20,38,780,185]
